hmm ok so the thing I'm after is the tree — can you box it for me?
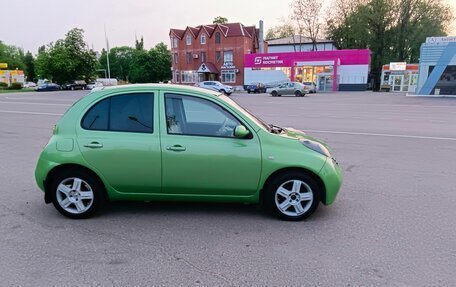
[0,41,26,70]
[266,24,295,40]
[99,46,135,81]
[135,36,144,50]
[326,0,453,90]
[213,16,228,24]
[128,42,172,83]
[291,0,325,51]
[23,51,36,81]
[35,28,97,83]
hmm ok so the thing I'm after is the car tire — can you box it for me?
[295,91,303,97]
[248,90,251,94]
[49,169,106,219]
[263,171,320,221]
[271,91,278,97]
[220,89,226,94]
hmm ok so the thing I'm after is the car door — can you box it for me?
[159,91,262,196]
[76,92,162,194]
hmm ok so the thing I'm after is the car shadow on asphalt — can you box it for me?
[101,200,335,222]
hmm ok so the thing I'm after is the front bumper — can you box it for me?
[318,157,343,205]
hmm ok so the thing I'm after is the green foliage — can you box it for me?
[0,41,25,70]
[99,46,135,81]
[135,36,144,50]
[266,24,295,40]
[35,28,97,84]
[326,0,454,90]
[8,82,23,90]
[23,51,36,81]
[99,42,172,84]
[213,16,228,24]
[0,82,8,89]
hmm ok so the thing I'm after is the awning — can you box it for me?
[197,62,219,74]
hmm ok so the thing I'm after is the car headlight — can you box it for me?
[299,139,331,157]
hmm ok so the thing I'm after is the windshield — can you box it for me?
[219,95,271,132]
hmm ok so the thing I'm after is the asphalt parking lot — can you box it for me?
[1,89,456,286]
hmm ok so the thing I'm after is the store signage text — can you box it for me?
[390,62,406,71]
[426,36,456,44]
[221,62,236,70]
[254,56,284,65]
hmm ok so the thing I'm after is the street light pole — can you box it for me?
[104,25,111,80]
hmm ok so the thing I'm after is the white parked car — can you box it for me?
[196,81,234,95]
[267,82,309,97]
[23,82,37,88]
[86,82,103,90]
[302,82,317,93]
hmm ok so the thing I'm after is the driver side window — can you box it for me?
[165,93,241,138]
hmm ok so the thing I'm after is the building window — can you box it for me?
[216,51,221,63]
[215,32,221,44]
[173,53,178,64]
[201,33,206,44]
[201,52,206,63]
[186,35,191,45]
[171,37,178,48]
[223,51,233,63]
[221,70,236,83]
[181,71,198,83]
[175,70,180,83]
[186,52,191,64]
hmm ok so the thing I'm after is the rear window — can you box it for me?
[81,93,154,133]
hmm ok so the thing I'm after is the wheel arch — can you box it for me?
[44,163,108,204]
[260,167,326,204]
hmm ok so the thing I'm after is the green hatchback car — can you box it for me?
[35,84,342,220]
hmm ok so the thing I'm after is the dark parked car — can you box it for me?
[245,82,267,94]
[36,83,60,92]
[61,80,87,90]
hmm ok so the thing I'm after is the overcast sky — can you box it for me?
[2,0,455,54]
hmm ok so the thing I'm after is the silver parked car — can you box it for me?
[302,82,317,93]
[267,82,309,97]
[196,81,234,95]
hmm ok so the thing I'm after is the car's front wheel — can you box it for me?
[264,172,320,221]
[49,169,106,219]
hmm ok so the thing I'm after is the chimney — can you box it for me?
[259,20,264,53]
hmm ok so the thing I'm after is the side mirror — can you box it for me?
[234,125,250,138]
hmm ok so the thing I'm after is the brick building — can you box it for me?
[169,22,266,87]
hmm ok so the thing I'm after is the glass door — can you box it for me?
[390,75,403,92]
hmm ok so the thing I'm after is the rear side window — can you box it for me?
[81,93,153,133]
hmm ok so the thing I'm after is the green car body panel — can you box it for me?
[35,84,342,207]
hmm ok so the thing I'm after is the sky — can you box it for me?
[1,0,455,54]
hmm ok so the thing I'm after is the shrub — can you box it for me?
[0,82,7,90]
[8,82,23,90]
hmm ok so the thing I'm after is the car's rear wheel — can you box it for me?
[271,91,278,97]
[295,91,303,97]
[264,171,320,221]
[49,169,106,219]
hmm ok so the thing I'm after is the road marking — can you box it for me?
[306,129,456,141]
[0,101,70,106]
[0,110,63,116]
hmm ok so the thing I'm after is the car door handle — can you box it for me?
[166,145,186,152]
[83,142,103,149]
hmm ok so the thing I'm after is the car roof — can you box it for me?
[91,83,221,97]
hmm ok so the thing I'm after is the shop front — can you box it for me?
[380,63,419,92]
[416,36,456,95]
[244,49,370,92]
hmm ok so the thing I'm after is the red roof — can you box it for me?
[170,23,257,39]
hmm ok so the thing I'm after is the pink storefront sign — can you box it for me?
[245,49,370,68]
[245,49,370,91]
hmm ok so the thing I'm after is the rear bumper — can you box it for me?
[318,157,343,205]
